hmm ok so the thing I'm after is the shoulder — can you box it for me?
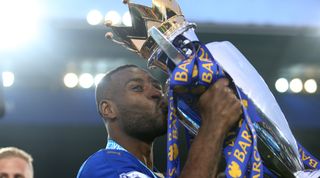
[77,149,152,178]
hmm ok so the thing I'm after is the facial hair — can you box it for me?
[117,103,167,143]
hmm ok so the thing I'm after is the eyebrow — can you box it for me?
[125,77,161,87]
[14,174,25,178]
[125,78,144,86]
[0,173,8,177]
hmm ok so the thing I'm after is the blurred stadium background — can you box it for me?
[1,0,320,177]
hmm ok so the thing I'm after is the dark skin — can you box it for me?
[99,67,241,178]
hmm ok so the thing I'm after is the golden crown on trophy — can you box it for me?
[105,0,195,61]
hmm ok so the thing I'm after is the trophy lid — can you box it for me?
[105,0,190,61]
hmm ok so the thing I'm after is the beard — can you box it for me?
[117,103,167,143]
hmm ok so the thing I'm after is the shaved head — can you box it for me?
[95,64,139,117]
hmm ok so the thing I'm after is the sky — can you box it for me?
[38,0,320,27]
[1,0,320,30]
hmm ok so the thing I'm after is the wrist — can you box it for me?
[198,121,228,141]
[201,116,230,134]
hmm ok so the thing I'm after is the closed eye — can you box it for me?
[153,83,162,90]
[14,174,24,178]
[150,79,162,91]
[14,175,25,178]
[132,85,143,92]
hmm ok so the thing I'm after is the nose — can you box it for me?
[148,85,163,102]
[150,88,162,101]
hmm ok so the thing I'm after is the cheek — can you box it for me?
[118,97,151,113]
[126,95,156,108]
[135,101,157,112]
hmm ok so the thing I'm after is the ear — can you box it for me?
[99,100,118,120]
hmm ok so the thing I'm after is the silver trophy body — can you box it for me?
[147,26,304,177]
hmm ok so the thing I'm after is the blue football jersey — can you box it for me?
[77,140,160,178]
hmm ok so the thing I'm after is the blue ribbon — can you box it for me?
[166,91,180,178]
[222,88,264,178]
[166,41,319,178]
[298,143,320,170]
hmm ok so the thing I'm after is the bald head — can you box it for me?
[95,64,140,117]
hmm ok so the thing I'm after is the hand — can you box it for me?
[198,78,242,132]
[180,78,241,178]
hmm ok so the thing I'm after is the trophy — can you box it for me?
[105,0,319,177]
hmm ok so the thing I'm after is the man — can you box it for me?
[77,64,241,178]
[0,147,33,178]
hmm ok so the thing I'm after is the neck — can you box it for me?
[108,128,154,169]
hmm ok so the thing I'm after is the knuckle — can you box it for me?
[212,84,220,91]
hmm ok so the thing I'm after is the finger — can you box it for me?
[230,99,242,115]
[213,86,233,101]
[224,87,233,94]
[218,78,230,87]
[219,88,235,103]
[207,78,229,92]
